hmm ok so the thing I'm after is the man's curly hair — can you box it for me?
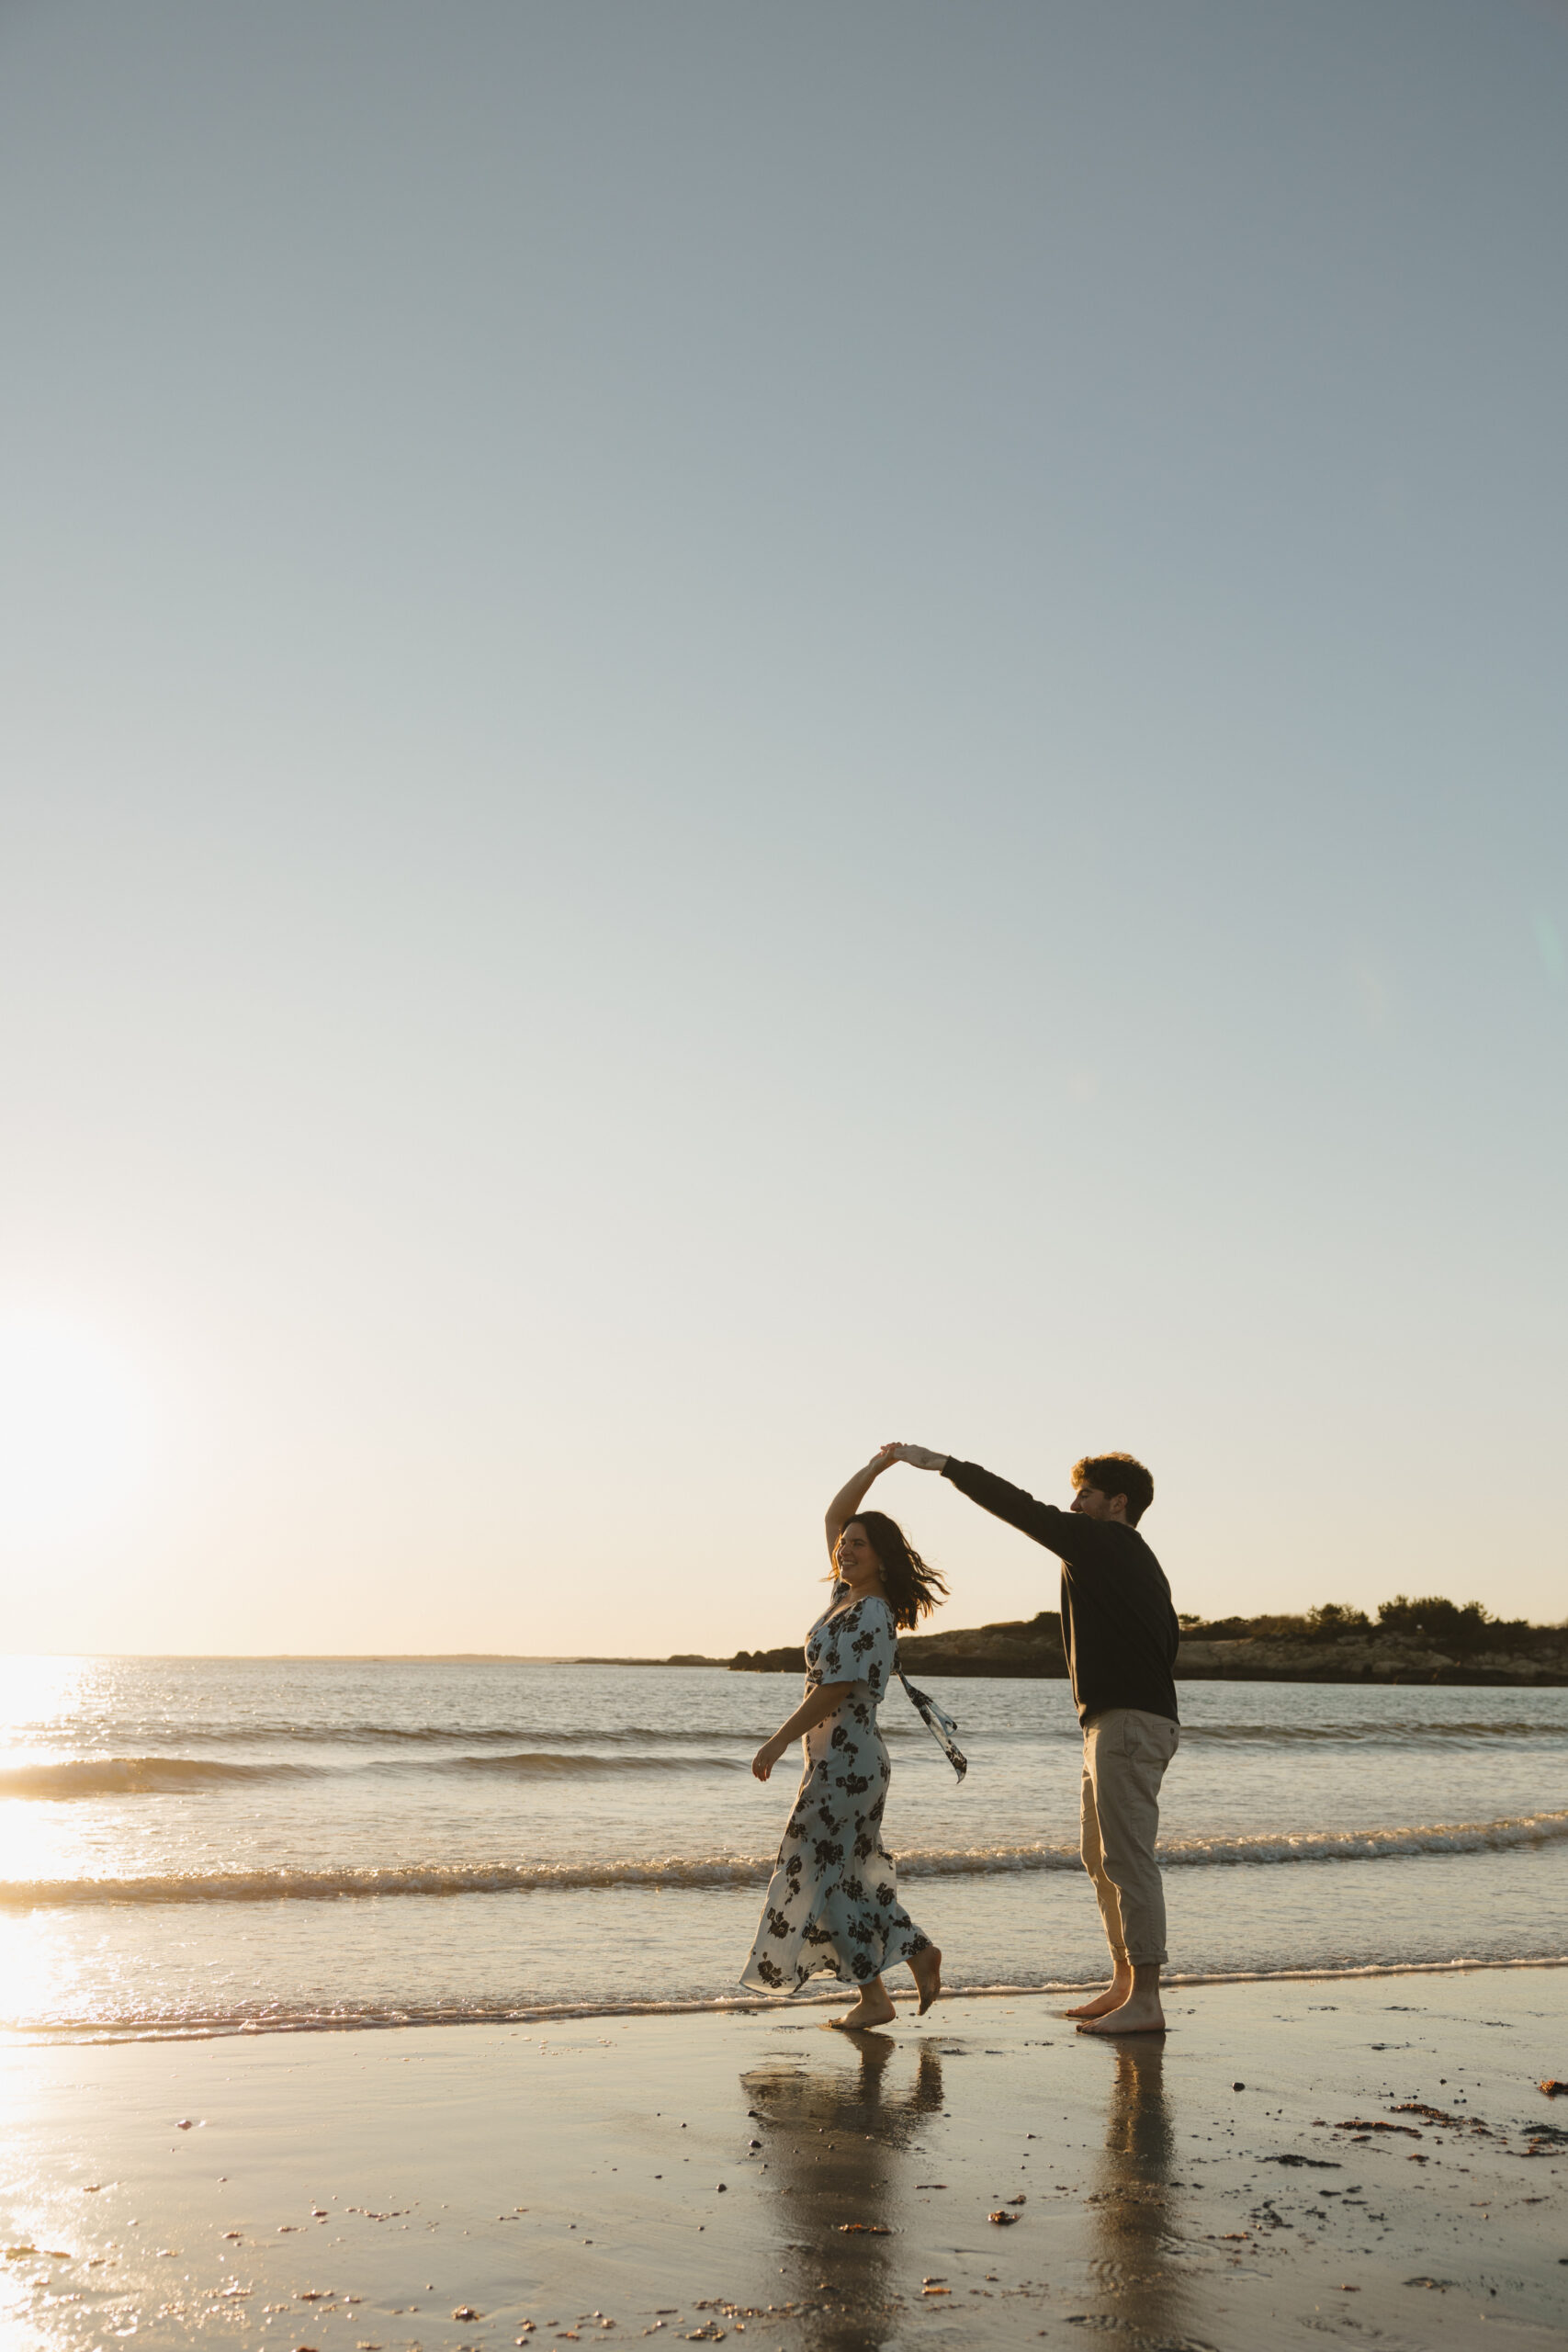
[1071,1452,1155,1526]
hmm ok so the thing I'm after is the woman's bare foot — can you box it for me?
[828,1980,897,2031]
[910,1944,942,2016]
[1065,1970,1131,2020]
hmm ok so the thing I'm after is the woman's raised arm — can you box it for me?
[824,1447,898,1561]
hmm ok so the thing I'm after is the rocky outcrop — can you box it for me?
[729,1616,1568,1685]
[897,1612,1067,1679]
[730,1612,1069,1679]
[1172,1634,1568,1686]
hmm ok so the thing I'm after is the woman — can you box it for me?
[741,1446,965,2030]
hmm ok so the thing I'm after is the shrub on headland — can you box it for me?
[1309,1601,1371,1635]
[1176,1596,1531,1648]
[1374,1594,1529,1651]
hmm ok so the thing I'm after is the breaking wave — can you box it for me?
[0,1749,747,1800]
[0,1758,323,1799]
[429,1751,746,1780]
[6,1807,1566,1906]
[164,1723,758,1747]
[1178,1719,1568,1746]
[54,1714,1568,1755]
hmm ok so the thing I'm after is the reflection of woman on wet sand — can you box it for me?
[740,2040,946,2333]
[740,1449,965,2030]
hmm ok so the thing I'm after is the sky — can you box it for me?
[2,0,1565,1657]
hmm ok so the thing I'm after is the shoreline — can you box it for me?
[8,1951,1566,2052]
[4,1965,1565,2350]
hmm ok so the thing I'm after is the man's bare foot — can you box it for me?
[1076,1987,1166,2036]
[1065,1974,1131,2020]
[910,1944,942,2016]
[828,1982,897,2031]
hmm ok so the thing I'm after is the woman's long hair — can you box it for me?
[840,1510,948,1631]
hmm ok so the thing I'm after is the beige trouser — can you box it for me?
[1079,1707,1180,1969]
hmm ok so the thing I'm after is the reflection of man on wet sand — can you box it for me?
[1083,2041,1199,2346]
[885,1444,1179,2035]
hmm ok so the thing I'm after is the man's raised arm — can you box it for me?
[884,1443,1071,1555]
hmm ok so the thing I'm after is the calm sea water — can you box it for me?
[1,1656,1564,2040]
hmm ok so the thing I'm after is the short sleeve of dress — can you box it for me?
[812,1614,847,1684]
[840,1598,898,1700]
[809,1581,850,1684]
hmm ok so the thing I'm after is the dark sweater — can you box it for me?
[942,1458,1180,1727]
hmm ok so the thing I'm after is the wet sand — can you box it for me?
[3,1965,1565,2350]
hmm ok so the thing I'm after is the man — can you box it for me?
[886,1442,1179,2035]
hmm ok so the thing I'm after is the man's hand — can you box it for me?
[881,1442,949,1473]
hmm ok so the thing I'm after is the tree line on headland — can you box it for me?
[728,1595,1568,1686]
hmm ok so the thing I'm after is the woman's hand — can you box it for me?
[754,1683,852,1779]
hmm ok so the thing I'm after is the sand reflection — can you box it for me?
[1081,2039,1195,2341]
[739,2036,944,2346]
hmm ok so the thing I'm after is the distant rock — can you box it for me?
[1173,1631,1568,1685]
[729,1608,1568,1685]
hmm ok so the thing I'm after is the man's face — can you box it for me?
[1070,1485,1127,1523]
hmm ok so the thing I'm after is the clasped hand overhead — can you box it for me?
[877,1442,947,1472]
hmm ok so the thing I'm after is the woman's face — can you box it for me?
[834,1521,883,1590]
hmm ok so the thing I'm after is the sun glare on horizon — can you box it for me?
[0,1313,156,1550]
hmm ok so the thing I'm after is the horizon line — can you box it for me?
[0,1650,726,1665]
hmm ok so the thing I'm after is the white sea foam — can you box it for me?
[0,1756,324,1798]
[73,1714,1568,1749]
[36,1950,1568,2047]
[6,1806,1566,1906]
[0,1749,749,1799]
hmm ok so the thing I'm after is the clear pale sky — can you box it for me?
[3,1,1565,1657]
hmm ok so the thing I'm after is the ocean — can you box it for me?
[1,1655,1564,2041]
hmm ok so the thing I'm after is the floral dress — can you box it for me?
[740,1583,965,1996]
